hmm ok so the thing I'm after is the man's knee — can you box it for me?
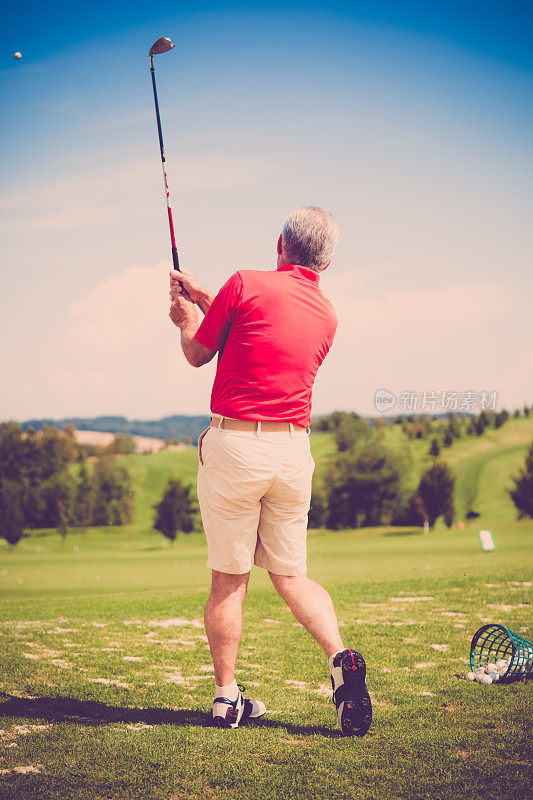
[209,569,250,601]
[269,571,308,595]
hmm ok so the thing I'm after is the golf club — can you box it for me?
[149,37,180,272]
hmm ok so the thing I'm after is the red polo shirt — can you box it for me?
[194,264,338,428]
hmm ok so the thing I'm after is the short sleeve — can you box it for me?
[194,272,244,353]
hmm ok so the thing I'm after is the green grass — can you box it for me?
[120,448,200,530]
[1,521,532,800]
[442,418,533,521]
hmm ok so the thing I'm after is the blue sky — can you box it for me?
[1,2,532,420]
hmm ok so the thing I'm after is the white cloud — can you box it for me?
[51,261,216,416]
[313,275,514,415]
[0,154,268,235]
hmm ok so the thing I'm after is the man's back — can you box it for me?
[194,264,338,427]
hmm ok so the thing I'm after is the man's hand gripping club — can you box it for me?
[169,269,216,368]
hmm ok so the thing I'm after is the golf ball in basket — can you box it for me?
[489,671,499,682]
[475,667,485,675]
[479,674,492,684]
[486,663,497,674]
[13,52,22,60]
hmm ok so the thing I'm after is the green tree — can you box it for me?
[466,419,477,435]
[92,457,134,526]
[0,423,78,535]
[417,462,455,529]
[393,490,426,527]
[509,442,533,519]
[107,433,136,455]
[474,415,486,436]
[335,417,358,452]
[494,410,509,429]
[447,413,461,438]
[308,483,328,528]
[20,476,45,530]
[443,428,454,447]
[73,458,95,527]
[331,412,367,453]
[418,415,433,439]
[0,421,27,482]
[40,472,75,533]
[153,478,196,543]
[429,438,440,457]
[325,442,403,529]
[311,416,330,432]
[38,426,74,480]
[0,479,25,545]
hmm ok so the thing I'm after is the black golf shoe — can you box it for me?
[330,649,372,736]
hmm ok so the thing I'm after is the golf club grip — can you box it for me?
[172,247,180,272]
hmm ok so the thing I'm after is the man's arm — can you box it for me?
[180,321,216,368]
[168,292,216,368]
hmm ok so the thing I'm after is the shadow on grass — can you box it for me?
[383,528,422,537]
[0,692,343,738]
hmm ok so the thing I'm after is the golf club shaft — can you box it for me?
[150,63,180,272]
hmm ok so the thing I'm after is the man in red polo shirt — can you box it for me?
[169,206,371,736]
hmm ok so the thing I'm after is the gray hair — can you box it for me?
[281,206,339,272]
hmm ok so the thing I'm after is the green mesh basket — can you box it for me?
[470,624,533,682]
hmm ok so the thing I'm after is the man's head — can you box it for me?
[278,206,339,272]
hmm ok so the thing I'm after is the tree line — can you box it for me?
[0,422,134,545]
[1,407,532,545]
[308,410,533,529]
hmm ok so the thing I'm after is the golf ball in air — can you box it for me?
[13,52,22,60]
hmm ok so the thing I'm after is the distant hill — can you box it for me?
[19,414,210,446]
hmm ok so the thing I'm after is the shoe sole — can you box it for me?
[213,714,237,729]
[338,650,372,737]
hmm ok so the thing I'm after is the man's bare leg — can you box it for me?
[269,572,344,659]
[270,571,372,736]
[204,570,250,686]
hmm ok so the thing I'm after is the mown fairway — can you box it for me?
[1,519,532,800]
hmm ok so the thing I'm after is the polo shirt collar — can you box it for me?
[276,264,321,284]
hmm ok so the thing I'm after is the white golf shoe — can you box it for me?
[211,684,266,729]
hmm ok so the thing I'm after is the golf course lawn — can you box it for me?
[1,521,532,800]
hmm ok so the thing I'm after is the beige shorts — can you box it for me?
[197,421,315,576]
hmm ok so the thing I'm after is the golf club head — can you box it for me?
[149,37,175,57]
